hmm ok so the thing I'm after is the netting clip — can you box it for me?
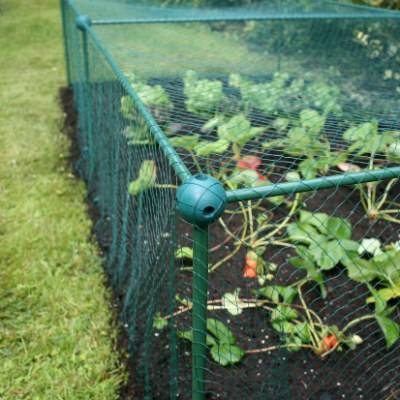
[176,174,226,226]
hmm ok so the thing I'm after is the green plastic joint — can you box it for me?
[76,15,92,31]
[176,174,226,226]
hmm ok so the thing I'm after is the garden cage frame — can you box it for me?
[61,0,400,399]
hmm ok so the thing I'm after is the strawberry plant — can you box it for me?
[178,318,245,366]
[287,211,358,297]
[229,72,342,116]
[263,109,345,179]
[121,73,173,144]
[154,282,377,366]
[128,160,176,196]
[183,70,226,118]
[342,239,400,304]
[338,121,400,223]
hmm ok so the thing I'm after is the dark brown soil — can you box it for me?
[60,86,400,400]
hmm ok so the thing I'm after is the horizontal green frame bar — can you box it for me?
[86,27,192,183]
[226,167,400,203]
[91,12,400,25]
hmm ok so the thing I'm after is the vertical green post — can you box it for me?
[60,0,71,86]
[76,15,94,182]
[192,223,209,400]
[176,173,227,400]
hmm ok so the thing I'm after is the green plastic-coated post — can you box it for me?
[176,174,227,400]
[192,223,209,400]
[60,0,71,85]
[76,15,94,182]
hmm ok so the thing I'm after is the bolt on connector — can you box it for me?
[76,15,92,31]
[176,174,226,226]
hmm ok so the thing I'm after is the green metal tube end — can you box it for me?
[76,15,92,31]
[176,174,226,226]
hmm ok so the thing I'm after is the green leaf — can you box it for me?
[177,330,193,342]
[153,313,168,330]
[169,135,200,151]
[376,315,400,349]
[210,344,244,366]
[286,171,301,182]
[271,305,298,323]
[175,247,193,260]
[272,321,295,335]
[273,117,290,132]
[184,70,224,117]
[290,247,327,298]
[299,211,330,235]
[287,222,320,245]
[177,329,217,347]
[128,160,157,196]
[135,82,172,110]
[267,195,285,206]
[121,96,135,120]
[367,285,400,304]
[309,239,346,270]
[343,122,378,143]
[386,140,400,162]
[222,289,245,316]
[257,285,297,304]
[299,109,325,134]
[228,169,266,188]
[194,139,229,157]
[201,115,224,133]
[370,285,388,315]
[123,126,153,145]
[342,255,378,283]
[207,318,235,345]
[327,216,352,240]
[340,239,360,253]
[293,322,311,343]
[373,250,400,283]
[217,114,264,146]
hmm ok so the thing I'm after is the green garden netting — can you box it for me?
[61,0,400,398]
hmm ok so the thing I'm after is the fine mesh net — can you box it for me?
[61,0,400,399]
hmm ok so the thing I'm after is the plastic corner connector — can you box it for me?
[76,15,92,31]
[176,174,227,226]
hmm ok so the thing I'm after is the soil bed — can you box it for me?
[60,86,400,400]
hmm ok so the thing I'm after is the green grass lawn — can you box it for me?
[0,1,125,398]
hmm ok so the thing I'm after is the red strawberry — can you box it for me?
[236,155,261,171]
[243,264,257,278]
[243,255,257,278]
[319,335,338,354]
[257,171,267,181]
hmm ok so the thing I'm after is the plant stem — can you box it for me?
[380,209,400,214]
[190,153,202,173]
[154,184,177,189]
[209,233,236,253]
[248,201,255,238]
[342,314,376,333]
[376,178,398,211]
[298,282,320,348]
[382,214,400,224]
[245,343,313,354]
[252,193,301,248]
[209,242,242,272]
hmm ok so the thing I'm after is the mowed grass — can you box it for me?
[95,22,279,77]
[0,1,125,398]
